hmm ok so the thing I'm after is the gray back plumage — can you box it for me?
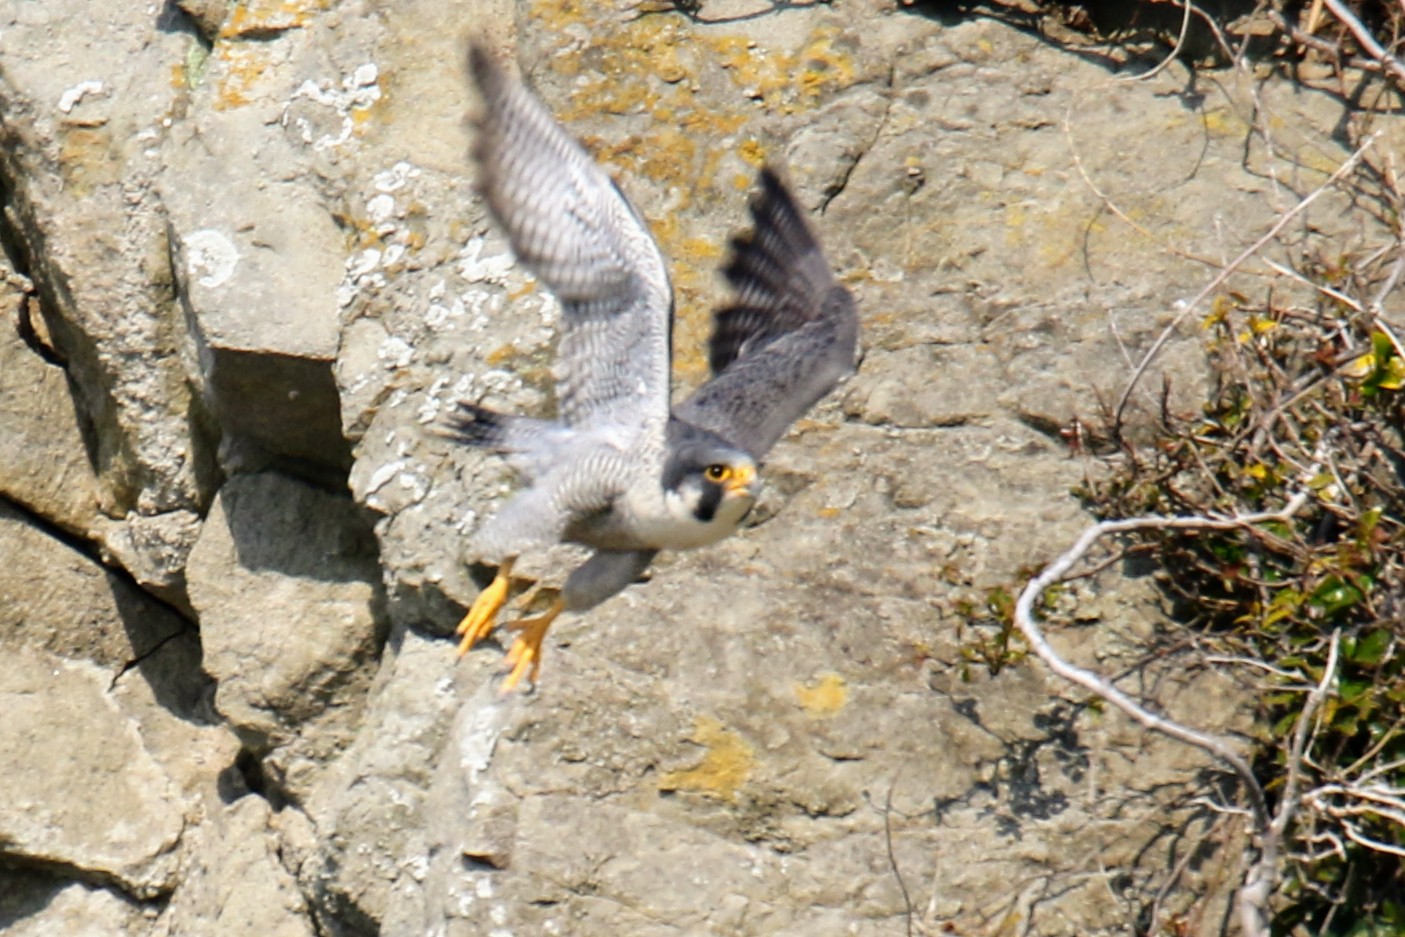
[468,45,673,438]
[675,169,859,459]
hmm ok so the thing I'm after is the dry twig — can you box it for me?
[1112,133,1381,432]
[1013,443,1336,935]
[1322,0,1405,85]
[1238,630,1341,937]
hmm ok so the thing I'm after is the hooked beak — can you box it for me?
[725,464,758,498]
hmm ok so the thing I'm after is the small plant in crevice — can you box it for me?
[1079,249,1405,933]
[954,583,1032,680]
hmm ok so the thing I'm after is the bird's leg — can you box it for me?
[500,596,565,692]
[456,557,516,656]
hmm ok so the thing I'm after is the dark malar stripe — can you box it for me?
[693,482,723,523]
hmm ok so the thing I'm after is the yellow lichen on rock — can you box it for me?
[658,716,754,802]
[795,672,848,716]
[509,7,855,381]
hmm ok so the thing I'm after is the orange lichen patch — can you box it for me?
[667,228,729,382]
[527,0,593,32]
[680,237,722,262]
[1200,107,1244,138]
[486,343,520,366]
[212,43,274,109]
[658,716,754,802]
[711,25,857,113]
[737,138,767,168]
[348,225,385,251]
[794,672,848,717]
[219,0,327,38]
[797,27,856,97]
[817,506,842,520]
[672,317,712,384]
[57,127,120,196]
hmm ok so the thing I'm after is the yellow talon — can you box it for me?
[456,557,515,657]
[499,597,565,693]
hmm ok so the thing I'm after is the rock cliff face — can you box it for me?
[0,1,1395,934]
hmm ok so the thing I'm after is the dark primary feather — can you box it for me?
[708,169,836,373]
[467,44,673,435]
[675,168,859,459]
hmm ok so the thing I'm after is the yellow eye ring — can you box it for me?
[705,464,730,483]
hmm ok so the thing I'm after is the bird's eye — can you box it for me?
[705,464,730,483]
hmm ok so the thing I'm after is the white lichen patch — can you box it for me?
[182,229,240,288]
[373,161,420,193]
[339,248,387,308]
[57,79,104,113]
[364,460,405,496]
[366,192,396,224]
[457,236,515,284]
[424,295,466,332]
[396,469,430,504]
[284,63,381,150]
[417,376,452,424]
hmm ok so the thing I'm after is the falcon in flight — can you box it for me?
[445,44,860,691]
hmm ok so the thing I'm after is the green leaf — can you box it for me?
[1372,329,1394,363]
[1272,711,1299,736]
[1339,677,1372,704]
[1346,628,1393,666]
[1307,575,1363,616]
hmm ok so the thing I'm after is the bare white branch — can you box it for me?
[1014,439,1337,937]
[1322,0,1405,85]
[1238,630,1340,937]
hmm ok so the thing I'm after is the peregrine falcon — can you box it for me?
[445,44,860,691]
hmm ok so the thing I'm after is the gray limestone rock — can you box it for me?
[0,279,104,537]
[186,471,386,799]
[0,0,1399,934]
[0,500,236,902]
[0,880,145,937]
[0,3,211,519]
[0,648,186,897]
[152,798,316,937]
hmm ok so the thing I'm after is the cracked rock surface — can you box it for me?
[1,0,1399,934]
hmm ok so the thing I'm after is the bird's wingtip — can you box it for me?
[465,38,511,95]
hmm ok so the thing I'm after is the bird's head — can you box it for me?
[661,426,760,536]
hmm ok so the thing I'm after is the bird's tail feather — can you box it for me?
[441,402,516,449]
[439,402,576,483]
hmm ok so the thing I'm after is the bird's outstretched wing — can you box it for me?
[468,44,673,436]
[675,168,859,459]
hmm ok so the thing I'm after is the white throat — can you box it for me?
[630,483,756,550]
